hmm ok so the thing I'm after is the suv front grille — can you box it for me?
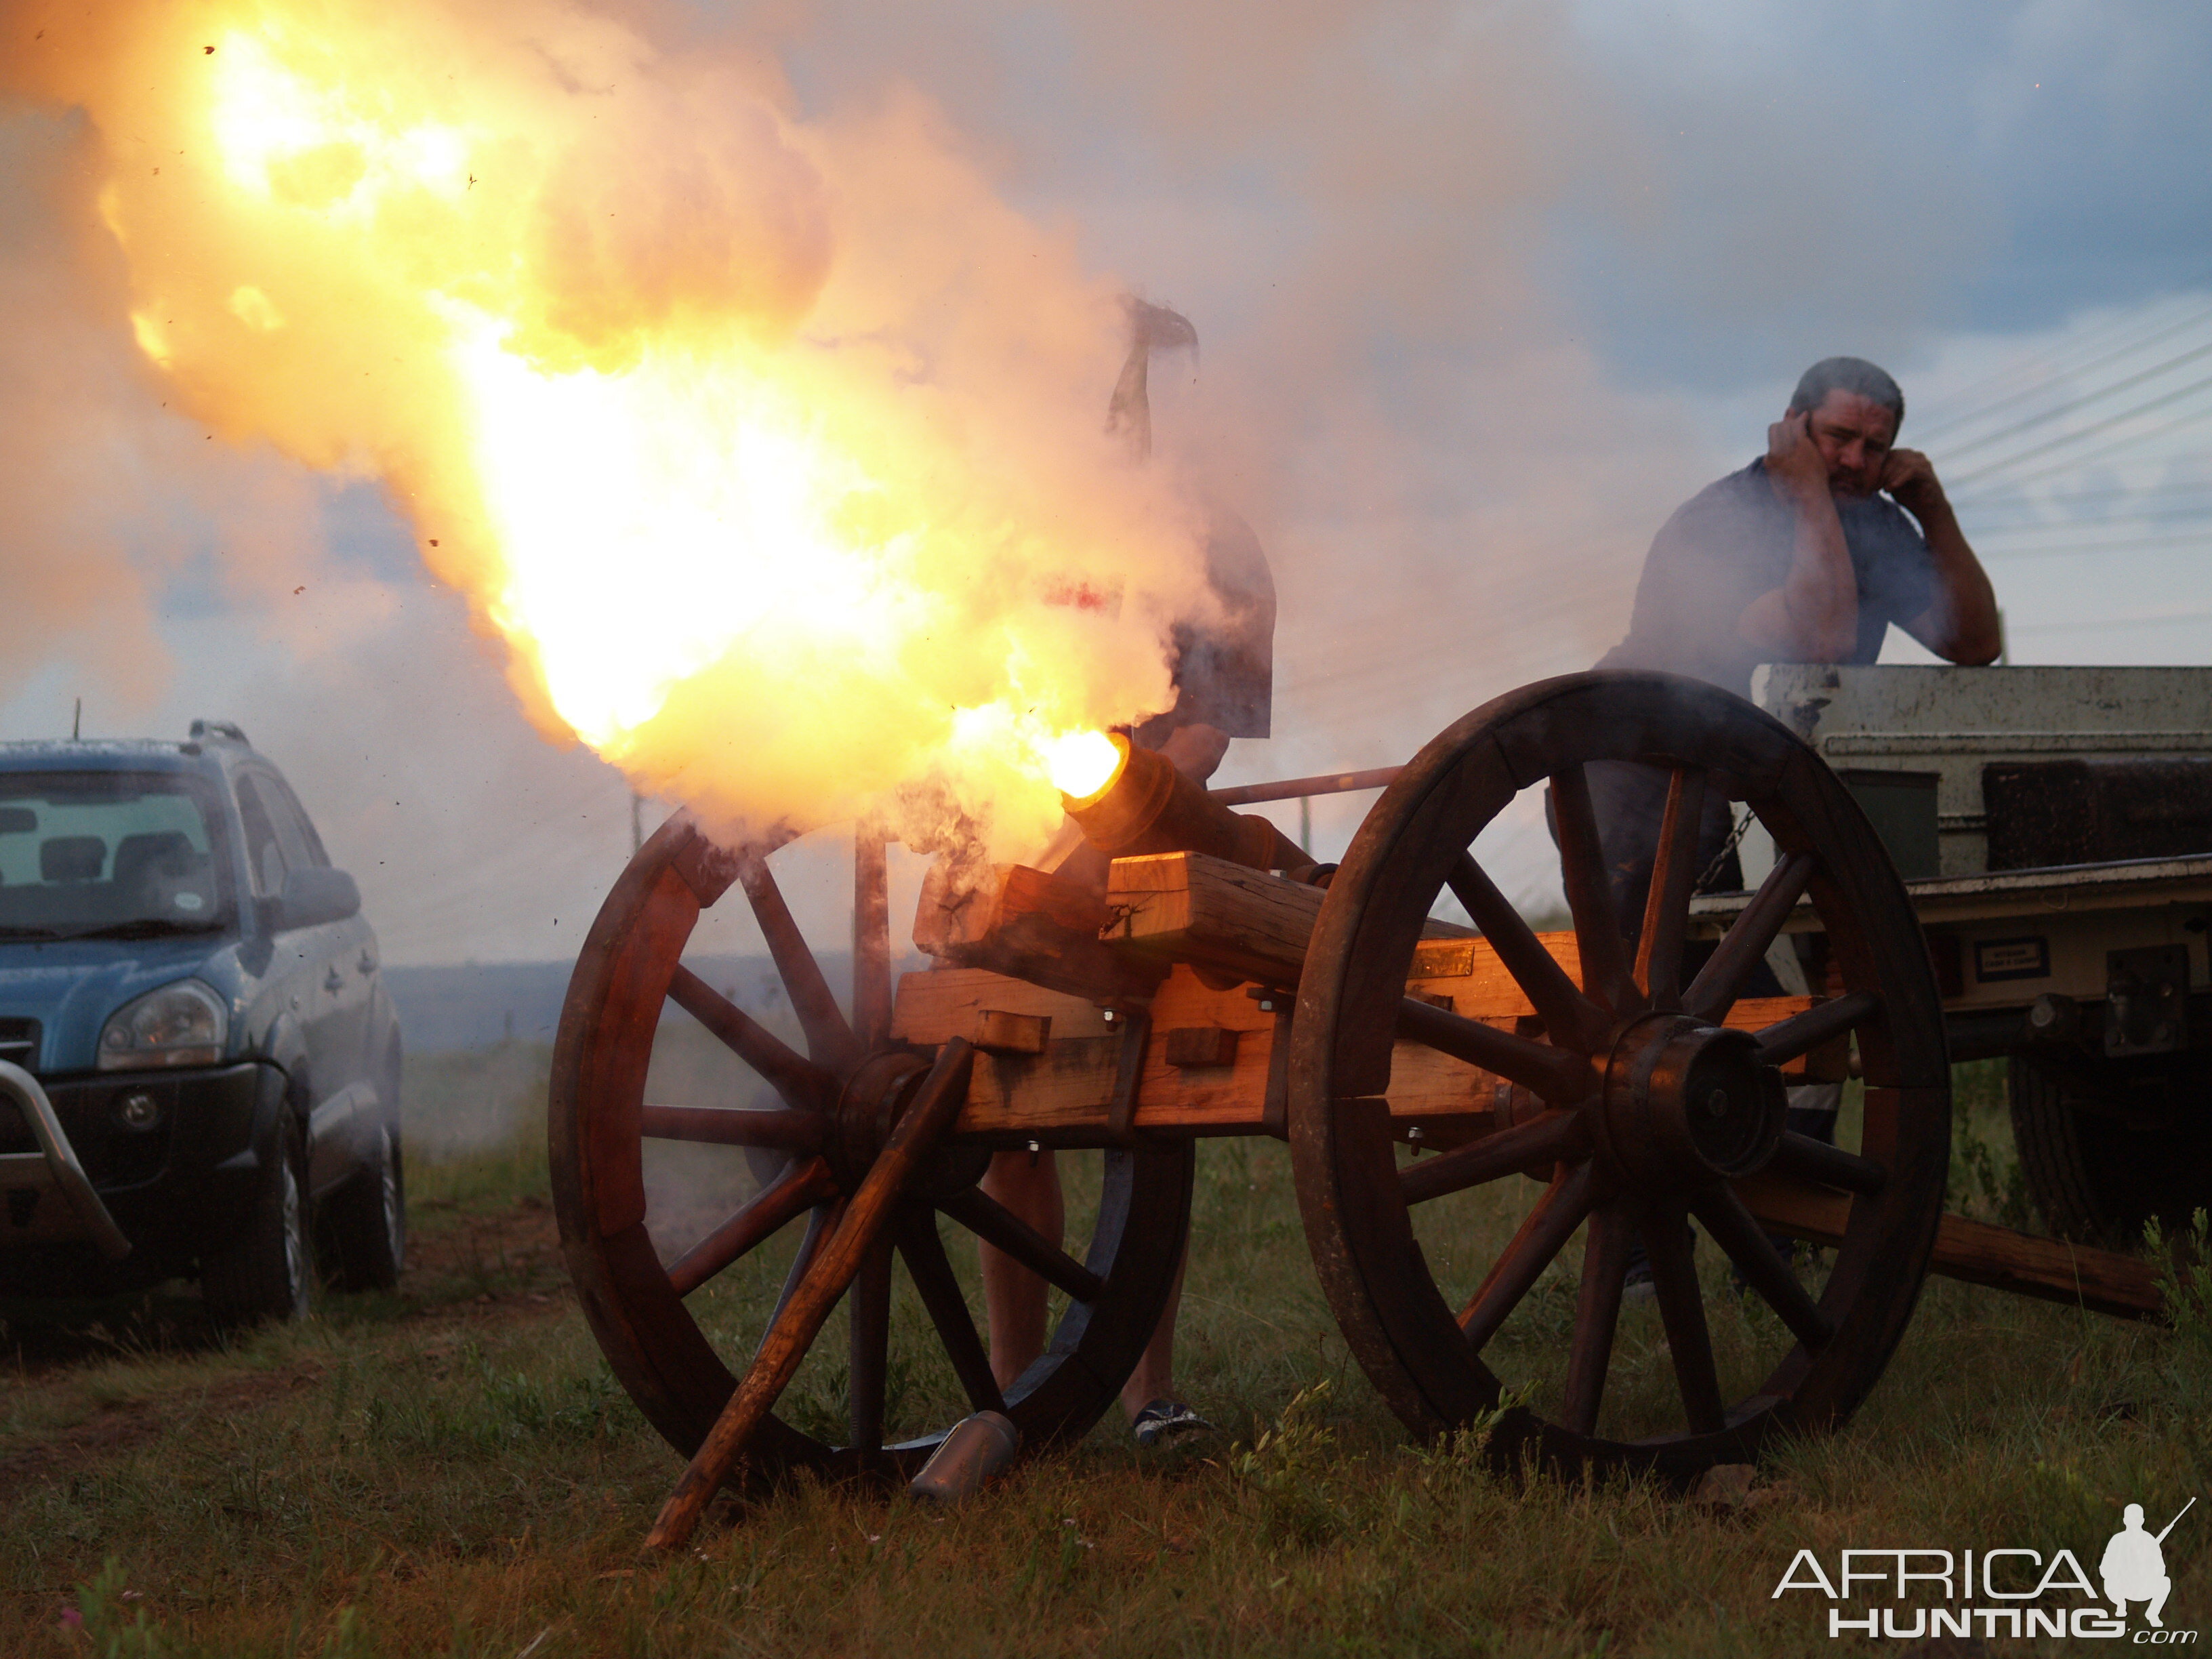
[0,1018,37,1073]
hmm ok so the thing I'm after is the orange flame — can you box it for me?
[1042,729,1124,801]
[7,0,1210,857]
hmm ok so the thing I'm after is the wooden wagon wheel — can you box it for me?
[1289,670,1951,1479]
[549,813,1193,1492]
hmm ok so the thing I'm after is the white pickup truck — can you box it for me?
[1697,663,2212,1245]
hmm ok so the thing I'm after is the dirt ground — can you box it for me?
[0,1193,569,1491]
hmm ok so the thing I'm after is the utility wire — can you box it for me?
[2010,607,2212,634]
[1944,377,2212,490]
[1970,506,2212,533]
[1933,338,2212,461]
[1954,478,2212,512]
[1912,294,2212,441]
[1974,533,2212,562]
[1952,453,2212,515]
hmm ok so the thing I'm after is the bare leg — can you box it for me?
[1119,1242,1189,1417]
[979,1147,1063,1390]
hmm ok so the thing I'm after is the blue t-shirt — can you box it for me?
[1599,459,1938,696]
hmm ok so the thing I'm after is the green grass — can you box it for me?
[1,1050,2207,1657]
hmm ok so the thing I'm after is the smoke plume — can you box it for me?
[1,0,1222,859]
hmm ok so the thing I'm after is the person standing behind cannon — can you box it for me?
[1591,354,2000,947]
[1589,356,2000,1278]
[977,300,1275,1447]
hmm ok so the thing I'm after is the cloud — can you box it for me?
[3,0,2204,959]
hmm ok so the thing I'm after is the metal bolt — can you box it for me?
[1704,1087,1730,1119]
[117,1092,160,1130]
[1407,1125,1425,1142]
[1256,999,1275,1013]
[1101,1008,1116,1023]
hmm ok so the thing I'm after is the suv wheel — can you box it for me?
[321,1122,407,1292]
[203,1111,312,1327]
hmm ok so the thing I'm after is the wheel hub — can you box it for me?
[1598,1013,1785,1189]
[826,1049,989,1200]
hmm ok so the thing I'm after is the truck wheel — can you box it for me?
[203,1111,312,1326]
[320,1122,407,1292]
[2011,1054,2212,1244]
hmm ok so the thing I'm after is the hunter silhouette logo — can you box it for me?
[2105,1498,2194,1630]
[1772,1494,2199,1641]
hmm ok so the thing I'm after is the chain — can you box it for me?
[1691,808,1755,896]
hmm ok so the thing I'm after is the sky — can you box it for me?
[2,0,2209,966]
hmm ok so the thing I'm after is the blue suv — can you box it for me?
[0,722,404,1324]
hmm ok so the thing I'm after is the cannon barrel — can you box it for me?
[1059,733,1308,873]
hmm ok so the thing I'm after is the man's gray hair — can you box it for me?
[1789,356,1905,428]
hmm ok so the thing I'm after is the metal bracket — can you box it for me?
[1250,987,1296,1141]
[0,1060,130,1259]
[1101,1004,1151,1144]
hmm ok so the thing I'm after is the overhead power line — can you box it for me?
[1952,445,2212,514]
[1934,338,2212,462]
[2010,606,2212,635]
[1944,377,2212,490]
[1974,533,2212,562]
[1969,505,2212,533]
[1952,478,2212,512]
[1912,294,2212,442]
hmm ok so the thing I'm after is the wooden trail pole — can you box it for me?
[644,1039,978,1552]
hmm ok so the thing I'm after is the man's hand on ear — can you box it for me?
[1766,409,1830,504]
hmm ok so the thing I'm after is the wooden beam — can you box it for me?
[973,1010,1051,1055]
[1105,852,1320,987]
[1104,853,1472,990]
[1736,1172,2165,1322]
[893,960,1819,1144]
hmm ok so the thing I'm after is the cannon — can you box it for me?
[547,670,2172,1550]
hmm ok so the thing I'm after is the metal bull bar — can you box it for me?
[0,1058,131,1260]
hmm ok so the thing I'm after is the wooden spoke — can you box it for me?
[1459,1161,1596,1353]
[1396,997,1597,1103]
[668,966,833,1111]
[853,825,893,1050]
[1560,1202,1634,1437]
[894,1205,1008,1418]
[765,1200,840,1334]
[647,1040,975,1551]
[1767,1132,1888,1196]
[639,1104,828,1150]
[1549,764,1639,1015]
[737,854,859,1070]
[848,1236,893,1454]
[557,806,1200,1532]
[1753,991,1878,1068]
[939,1185,1106,1305]
[1642,1208,1725,1436]
[1691,1186,1832,1351]
[1399,1110,1590,1205]
[1633,766,1709,1011]
[1682,851,1816,1025]
[1273,671,1957,1487]
[1448,851,1605,1051]
[664,1156,839,1299]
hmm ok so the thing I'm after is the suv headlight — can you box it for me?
[98,979,228,1070]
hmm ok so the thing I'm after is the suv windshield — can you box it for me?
[0,771,233,939]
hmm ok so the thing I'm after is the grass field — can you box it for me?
[1,1045,2207,1657]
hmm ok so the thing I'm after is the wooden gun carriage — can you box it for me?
[547,672,2171,1550]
